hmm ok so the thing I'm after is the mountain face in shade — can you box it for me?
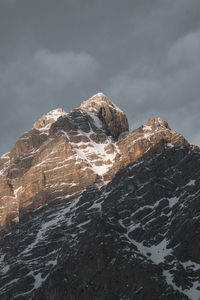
[0,93,199,300]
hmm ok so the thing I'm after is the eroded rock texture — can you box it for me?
[0,146,200,300]
[0,93,192,237]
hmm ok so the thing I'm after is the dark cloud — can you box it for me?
[105,28,200,140]
[0,0,200,154]
[0,50,100,154]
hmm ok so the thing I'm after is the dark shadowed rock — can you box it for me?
[1,146,199,299]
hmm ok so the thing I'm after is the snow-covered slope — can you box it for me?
[0,146,200,299]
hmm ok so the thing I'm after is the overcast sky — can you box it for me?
[0,0,200,155]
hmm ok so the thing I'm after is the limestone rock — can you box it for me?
[34,108,67,131]
[0,146,199,299]
[146,117,171,129]
[0,93,194,238]
[81,93,129,139]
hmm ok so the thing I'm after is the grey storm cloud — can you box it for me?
[0,0,200,155]
[0,50,100,154]
[106,29,200,138]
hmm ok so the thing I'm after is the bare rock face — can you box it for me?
[0,93,193,237]
[104,116,191,181]
[33,108,67,131]
[0,146,200,300]
[146,117,171,129]
[81,93,129,139]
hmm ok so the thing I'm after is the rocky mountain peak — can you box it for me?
[0,93,193,239]
[80,92,114,110]
[34,108,67,131]
[146,117,171,130]
[0,93,200,300]
[81,92,129,139]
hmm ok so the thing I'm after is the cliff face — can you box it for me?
[0,93,191,237]
[0,93,200,300]
[0,146,199,300]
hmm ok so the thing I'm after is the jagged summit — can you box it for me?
[1,93,200,300]
[81,92,117,111]
[81,93,129,139]
[146,117,171,130]
[31,93,128,140]
[32,94,172,141]
[0,93,192,239]
[34,108,67,131]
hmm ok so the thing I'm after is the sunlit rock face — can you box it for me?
[33,108,67,131]
[0,93,192,237]
[0,92,200,300]
[80,92,129,139]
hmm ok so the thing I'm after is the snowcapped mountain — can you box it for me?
[0,93,199,300]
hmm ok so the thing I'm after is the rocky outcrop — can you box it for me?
[0,93,193,237]
[33,108,67,131]
[80,93,129,139]
[104,116,191,181]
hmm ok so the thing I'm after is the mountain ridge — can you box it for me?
[0,93,200,299]
[0,93,193,238]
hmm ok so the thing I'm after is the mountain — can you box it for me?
[0,93,199,300]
